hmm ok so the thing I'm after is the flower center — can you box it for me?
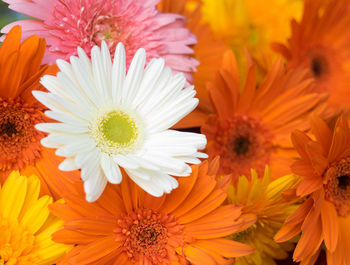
[324,157,350,217]
[0,122,18,137]
[0,217,37,264]
[310,54,329,78]
[205,115,273,177]
[0,98,44,171]
[233,136,251,155]
[90,110,142,155]
[116,208,184,264]
[91,16,123,55]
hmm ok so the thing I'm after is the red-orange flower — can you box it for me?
[50,159,254,265]
[275,115,350,265]
[202,50,331,179]
[0,26,79,198]
[272,0,350,109]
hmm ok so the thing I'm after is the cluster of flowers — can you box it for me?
[0,0,349,264]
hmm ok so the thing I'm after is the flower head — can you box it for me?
[202,50,330,179]
[34,42,207,202]
[272,0,350,109]
[227,167,300,265]
[0,171,72,264]
[2,0,198,82]
[275,115,350,264]
[50,160,254,264]
[0,25,79,198]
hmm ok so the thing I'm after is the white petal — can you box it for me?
[40,137,62,148]
[35,123,88,134]
[59,157,79,171]
[44,110,88,126]
[100,153,122,184]
[42,133,87,147]
[140,154,187,174]
[40,75,70,100]
[138,71,184,117]
[70,56,103,107]
[132,58,164,108]
[75,148,100,168]
[122,48,146,106]
[111,42,126,104]
[56,59,76,81]
[147,98,198,133]
[80,150,101,181]
[84,171,107,202]
[113,154,139,169]
[126,169,165,197]
[91,44,110,103]
[56,72,95,118]
[33,91,90,121]
[55,137,95,157]
[137,67,172,115]
[127,155,160,171]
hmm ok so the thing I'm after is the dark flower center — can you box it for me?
[338,174,350,190]
[324,157,350,217]
[310,55,328,78]
[233,136,250,155]
[0,122,18,137]
[311,58,323,77]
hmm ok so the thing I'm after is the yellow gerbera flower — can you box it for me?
[226,167,300,265]
[200,0,303,68]
[0,171,72,264]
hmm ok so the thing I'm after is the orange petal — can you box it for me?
[192,238,254,258]
[52,229,98,244]
[178,189,226,224]
[275,198,313,242]
[182,245,217,265]
[184,205,243,239]
[321,201,339,252]
[161,164,199,214]
[293,214,323,262]
[171,174,216,218]
[70,236,122,265]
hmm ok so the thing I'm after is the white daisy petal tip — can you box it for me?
[59,158,79,171]
[36,41,207,202]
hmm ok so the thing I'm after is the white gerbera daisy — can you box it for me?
[33,42,207,202]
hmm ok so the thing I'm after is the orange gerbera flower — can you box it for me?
[202,50,331,179]
[50,159,254,265]
[0,26,79,198]
[158,0,228,127]
[275,115,350,264]
[272,0,350,109]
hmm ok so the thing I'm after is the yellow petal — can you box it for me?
[20,195,52,234]
[0,171,27,222]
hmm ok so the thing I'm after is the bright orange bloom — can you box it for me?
[273,0,350,109]
[159,0,228,127]
[0,26,79,198]
[275,115,350,265]
[50,159,254,265]
[202,50,331,179]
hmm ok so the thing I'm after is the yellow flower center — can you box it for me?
[90,110,142,155]
[0,217,38,264]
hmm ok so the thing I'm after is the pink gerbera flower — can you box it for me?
[1,0,198,81]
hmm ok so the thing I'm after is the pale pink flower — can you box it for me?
[2,0,198,81]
